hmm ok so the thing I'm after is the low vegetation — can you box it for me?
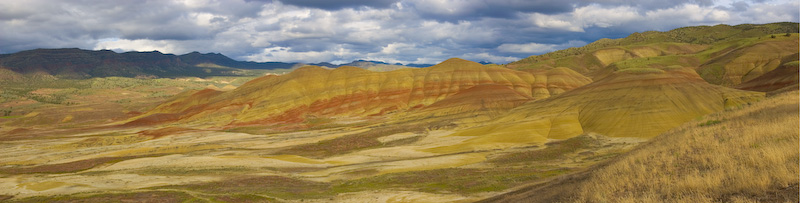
[0,156,147,174]
[162,175,330,199]
[490,135,598,164]
[278,122,437,158]
[11,191,197,203]
[333,167,569,195]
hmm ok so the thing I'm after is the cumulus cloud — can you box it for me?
[523,1,797,34]
[0,0,798,64]
[276,0,400,10]
[497,40,588,54]
[95,39,186,54]
[460,52,521,64]
[739,1,800,23]
[578,0,715,10]
[244,46,356,63]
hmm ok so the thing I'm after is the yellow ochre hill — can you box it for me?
[126,58,592,128]
[428,66,764,154]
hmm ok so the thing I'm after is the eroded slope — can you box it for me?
[128,58,591,128]
[429,67,764,154]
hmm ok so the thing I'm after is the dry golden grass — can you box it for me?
[570,90,799,202]
[482,90,799,203]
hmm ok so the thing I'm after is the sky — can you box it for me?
[0,0,797,64]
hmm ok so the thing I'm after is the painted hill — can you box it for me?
[697,35,799,86]
[125,58,592,128]
[735,61,799,92]
[428,66,764,153]
[507,22,799,89]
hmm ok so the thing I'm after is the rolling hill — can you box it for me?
[735,60,799,93]
[423,66,763,154]
[125,58,592,128]
[507,22,799,90]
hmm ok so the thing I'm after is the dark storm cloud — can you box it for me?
[1,0,798,64]
[407,0,577,21]
[728,1,751,11]
[276,0,399,10]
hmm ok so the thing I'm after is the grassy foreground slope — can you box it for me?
[482,90,799,202]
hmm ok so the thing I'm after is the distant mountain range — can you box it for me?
[0,48,434,79]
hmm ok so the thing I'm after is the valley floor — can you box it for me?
[0,116,643,202]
